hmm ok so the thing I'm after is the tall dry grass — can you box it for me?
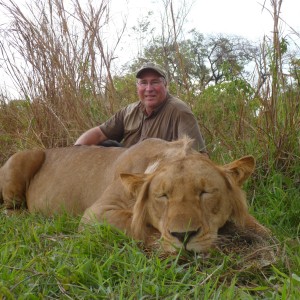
[252,0,300,175]
[194,0,299,182]
[0,0,299,180]
[0,0,125,154]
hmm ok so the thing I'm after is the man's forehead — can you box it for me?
[138,69,162,79]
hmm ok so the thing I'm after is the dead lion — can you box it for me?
[0,137,270,253]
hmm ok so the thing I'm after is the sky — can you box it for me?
[189,0,299,40]
[0,0,300,97]
[110,0,300,41]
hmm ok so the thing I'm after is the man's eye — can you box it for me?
[137,81,162,87]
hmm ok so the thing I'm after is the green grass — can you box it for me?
[0,181,299,300]
[0,0,299,297]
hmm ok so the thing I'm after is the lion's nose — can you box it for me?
[170,229,199,244]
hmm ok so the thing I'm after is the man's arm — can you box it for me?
[178,111,209,156]
[74,126,108,146]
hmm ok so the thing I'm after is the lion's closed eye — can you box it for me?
[199,190,208,198]
[155,193,169,201]
[199,188,221,212]
[199,188,219,199]
[198,189,211,201]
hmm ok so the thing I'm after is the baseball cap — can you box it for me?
[136,62,167,79]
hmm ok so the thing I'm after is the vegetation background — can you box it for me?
[0,0,299,298]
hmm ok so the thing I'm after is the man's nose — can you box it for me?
[145,83,155,90]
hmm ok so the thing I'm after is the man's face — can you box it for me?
[137,70,167,115]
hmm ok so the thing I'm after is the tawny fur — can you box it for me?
[0,138,270,253]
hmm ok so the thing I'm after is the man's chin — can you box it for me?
[144,100,158,108]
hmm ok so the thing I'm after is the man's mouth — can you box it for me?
[145,95,156,100]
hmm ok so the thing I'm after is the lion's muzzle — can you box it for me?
[169,228,200,245]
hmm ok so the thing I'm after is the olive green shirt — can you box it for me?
[100,93,207,152]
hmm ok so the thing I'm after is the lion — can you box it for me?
[0,137,270,253]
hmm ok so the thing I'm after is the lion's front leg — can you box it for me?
[79,180,136,236]
[80,203,134,235]
[80,202,159,247]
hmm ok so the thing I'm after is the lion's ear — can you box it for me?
[222,155,255,186]
[120,173,147,195]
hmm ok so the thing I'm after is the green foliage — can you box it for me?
[113,74,138,107]
[290,58,300,86]
[250,170,300,237]
[194,79,259,160]
[130,30,255,102]
[0,211,299,299]
[0,0,299,297]
[280,38,289,55]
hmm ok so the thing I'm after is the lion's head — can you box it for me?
[120,153,258,253]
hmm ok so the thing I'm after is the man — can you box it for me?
[75,62,208,155]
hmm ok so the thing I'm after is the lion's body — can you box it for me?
[27,146,124,214]
[0,138,270,253]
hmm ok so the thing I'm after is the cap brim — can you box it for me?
[136,67,165,78]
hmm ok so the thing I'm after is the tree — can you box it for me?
[128,30,257,100]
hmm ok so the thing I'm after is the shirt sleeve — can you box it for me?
[99,109,126,142]
[177,110,207,153]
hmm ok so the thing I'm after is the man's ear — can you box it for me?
[222,155,255,186]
